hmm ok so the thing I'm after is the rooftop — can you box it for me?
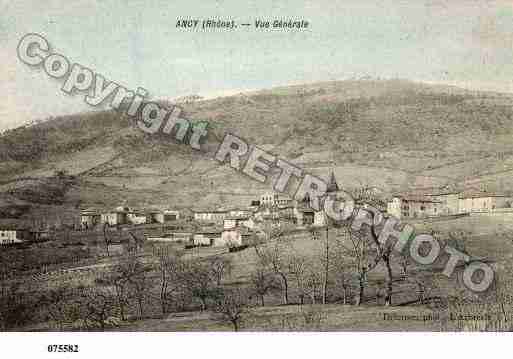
[395,195,442,203]
[326,170,340,193]
[459,191,510,199]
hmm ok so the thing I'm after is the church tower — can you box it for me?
[326,170,339,193]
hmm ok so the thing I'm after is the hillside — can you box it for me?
[2,79,513,224]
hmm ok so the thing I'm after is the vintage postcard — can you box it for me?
[1,0,513,353]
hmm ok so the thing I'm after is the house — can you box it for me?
[193,209,229,223]
[387,187,513,218]
[163,210,180,221]
[225,216,256,230]
[147,232,192,243]
[0,226,31,245]
[458,192,511,213]
[293,170,343,227]
[259,192,293,207]
[31,229,50,241]
[101,206,130,226]
[253,207,271,221]
[387,197,402,218]
[229,208,253,218]
[146,209,164,224]
[314,211,327,227]
[248,200,261,211]
[127,210,147,225]
[314,170,347,226]
[426,191,460,215]
[192,228,222,246]
[80,208,101,230]
[294,206,315,227]
[276,205,295,222]
[219,227,253,247]
[387,195,442,219]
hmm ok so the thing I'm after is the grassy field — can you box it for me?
[5,211,512,332]
[120,304,443,332]
[3,79,513,331]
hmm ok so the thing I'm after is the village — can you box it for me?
[0,172,339,248]
[387,189,513,219]
[1,171,512,249]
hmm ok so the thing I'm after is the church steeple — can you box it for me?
[301,192,311,206]
[326,170,339,193]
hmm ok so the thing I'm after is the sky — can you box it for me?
[2,0,513,130]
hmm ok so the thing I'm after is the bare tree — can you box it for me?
[185,260,219,311]
[214,287,249,331]
[78,286,118,330]
[156,247,186,314]
[208,256,232,286]
[105,266,131,321]
[116,252,152,319]
[129,266,152,320]
[330,238,352,304]
[337,225,377,305]
[103,223,111,257]
[288,252,309,305]
[255,241,291,305]
[308,225,330,304]
[253,220,293,305]
[250,264,280,306]
[39,284,79,330]
[335,184,395,306]
[305,268,323,304]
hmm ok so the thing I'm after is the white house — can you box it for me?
[193,209,229,222]
[386,195,442,219]
[0,227,29,245]
[147,232,192,243]
[229,209,253,218]
[223,216,255,230]
[458,192,511,213]
[127,210,147,225]
[260,192,293,207]
[80,208,101,230]
[146,210,164,224]
[387,189,513,218]
[192,229,222,246]
[163,210,180,221]
[101,207,129,226]
[219,227,252,247]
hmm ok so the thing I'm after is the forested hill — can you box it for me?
[2,79,513,222]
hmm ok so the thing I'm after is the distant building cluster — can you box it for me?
[0,222,50,246]
[177,171,344,248]
[80,206,181,229]
[0,171,348,248]
[387,190,513,219]
[8,169,510,249]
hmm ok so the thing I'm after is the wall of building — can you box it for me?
[219,230,243,247]
[387,198,402,218]
[161,210,180,221]
[80,214,101,229]
[194,212,228,222]
[192,234,216,246]
[260,192,292,207]
[388,194,512,218]
[0,230,24,245]
[128,213,147,225]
